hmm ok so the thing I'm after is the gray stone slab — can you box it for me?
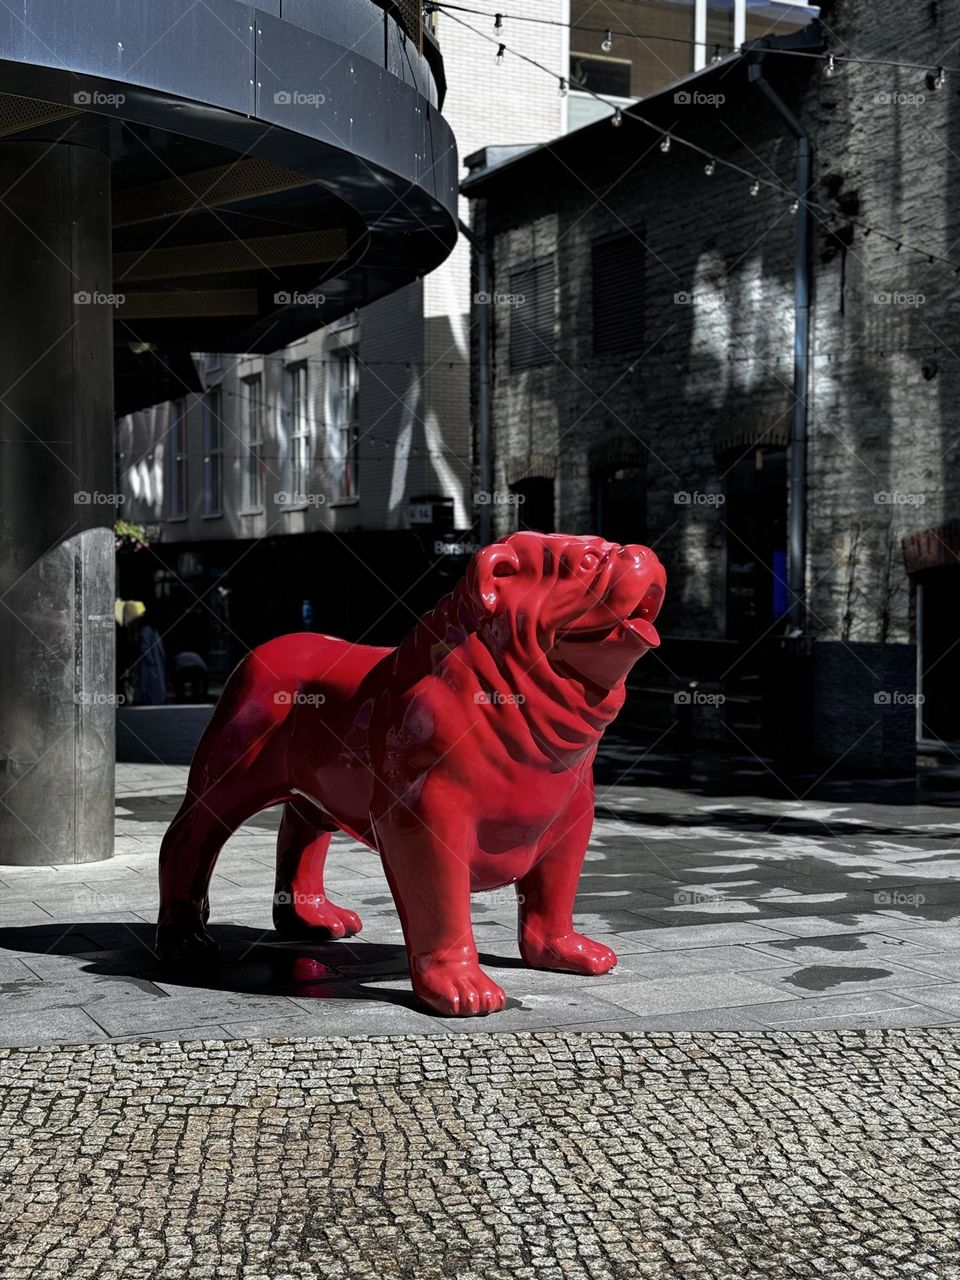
[883,950,960,982]
[878,925,960,949]
[597,943,807,981]
[589,972,798,1017]
[745,913,917,938]
[745,959,946,1000]
[0,1007,108,1047]
[753,990,934,1024]
[82,992,305,1037]
[887,983,960,1017]
[770,1005,960,1030]
[585,1007,776,1032]
[744,932,927,964]
[613,921,796,952]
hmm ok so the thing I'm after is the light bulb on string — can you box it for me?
[934,66,947,90]
[611,107,623,128]
[660,134,671,153]
[704,158,716,176]
[601,29,613,53]
[750,180,760,196]
[789,199,799,215]
[711,44,723,65]
[494,12,503,30]
[558,77,568,98]
[824,53,835,77]
[496,42,505,66]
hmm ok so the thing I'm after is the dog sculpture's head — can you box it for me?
[467,532,666,690]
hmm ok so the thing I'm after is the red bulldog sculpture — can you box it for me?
[157,533,666,1016]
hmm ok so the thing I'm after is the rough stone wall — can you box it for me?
[476,0,960,651]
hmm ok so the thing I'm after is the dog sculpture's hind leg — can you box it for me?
[156,666,289,963]
[273,799,362,939]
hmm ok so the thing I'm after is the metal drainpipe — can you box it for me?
[459,216,493,545]
[748,55,812,635]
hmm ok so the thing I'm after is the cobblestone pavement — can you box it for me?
[2,1029,960,1279]
[3,709,960,1040]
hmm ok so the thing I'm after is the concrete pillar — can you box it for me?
[0,132,115,865]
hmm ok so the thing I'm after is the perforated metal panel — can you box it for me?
[113,158,313,227]
[117,290,259,319]
[114,229,348,282]
[0,93,80,137]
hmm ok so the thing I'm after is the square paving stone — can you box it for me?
[588,972,797,1016]
[612,921,796,952]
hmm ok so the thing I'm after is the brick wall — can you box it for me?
[473,0,960,654]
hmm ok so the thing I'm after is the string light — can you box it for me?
[789,199,799,215]
[558,76,568,97]
[496,41,505,65]
[823,53,835,77]
[441,6,960,276]
[432,4,960,85]
[659,134,671,153]
[493,11,502,29]
[601,28,613,53]
[933,65,947,90]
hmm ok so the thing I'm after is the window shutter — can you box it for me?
[509,256,556,371]
[592,230,645,355]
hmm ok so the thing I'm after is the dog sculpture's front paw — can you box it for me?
[412,955,506,1017]
[156,922,220,967]
[521,931,617,975]
[273,892,362,940]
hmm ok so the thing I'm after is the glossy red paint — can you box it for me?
[156,533,666,1017]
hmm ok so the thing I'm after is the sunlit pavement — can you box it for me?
[3,738,960,1042]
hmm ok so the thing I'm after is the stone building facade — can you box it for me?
[464,0,959,769]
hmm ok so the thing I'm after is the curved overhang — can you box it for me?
[0,0,458,398]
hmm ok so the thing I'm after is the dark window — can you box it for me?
[724,448,787,641]
[509,257,556,371]
[511,477,555,533]
[569,56,632,98]
[592,465,646,545]
[592,230,645,355]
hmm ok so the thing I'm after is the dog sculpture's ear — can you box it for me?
[469,542,521,614]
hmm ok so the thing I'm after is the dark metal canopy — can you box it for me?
[0,0,457,406]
